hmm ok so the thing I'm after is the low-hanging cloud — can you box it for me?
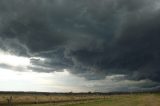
[1,0,160,89]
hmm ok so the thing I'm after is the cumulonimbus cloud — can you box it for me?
[0,0,160,86]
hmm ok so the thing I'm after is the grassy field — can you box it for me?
[0,93,160,106]
[0,92,107,106]
[64,94,160,106]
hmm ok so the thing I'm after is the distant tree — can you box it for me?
[88,91,92,94]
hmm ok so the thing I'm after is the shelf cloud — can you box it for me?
[0,0,160,91]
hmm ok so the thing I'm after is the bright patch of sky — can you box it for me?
[0,67,154,92]
[0,51,30,67]
[0,50,157,92]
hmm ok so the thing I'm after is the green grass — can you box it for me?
[63,94,160,106]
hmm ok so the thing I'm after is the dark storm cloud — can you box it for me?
[0,37,30,56]
[29,48,73,72]
[1,0,160,87]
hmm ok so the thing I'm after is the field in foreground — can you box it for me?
[64,94,160,106]
[0,92,160,106]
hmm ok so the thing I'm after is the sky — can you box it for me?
[0,0,160,92]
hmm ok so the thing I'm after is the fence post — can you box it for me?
[7,96,13,106]
[49,96,52,105]
[35,96,38,104]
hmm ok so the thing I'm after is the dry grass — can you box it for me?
[0,93,160,106]
[0,93,106,105]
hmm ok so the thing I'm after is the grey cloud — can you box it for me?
[0,38,30,56]
[0,0,160,89]
[0,63,27,72]
[30,48,73,71]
